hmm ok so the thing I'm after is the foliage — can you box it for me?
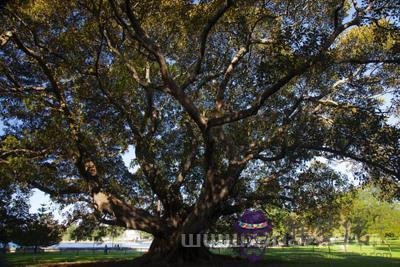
[253,161,350,242]
[338,187,400,241]
[0,186,30,250]
[1,194,64,252]
[68,216,123,243]
[255,186,400,244]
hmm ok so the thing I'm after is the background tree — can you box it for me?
[254,161,351,244]
[0,0,399,263]
[338,187,400,243]
[13,205,64,253]
[0,185,30,252]
[69,215,109,243]
[68,217,124,244]
[107,225,124,245]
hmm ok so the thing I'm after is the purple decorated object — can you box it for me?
[234,210,273,262]
[234,210,273,234]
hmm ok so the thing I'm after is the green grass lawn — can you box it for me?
[2,240,400,266]
[263,244,400,267]
[2,250,143,266]
[213,240,400,267]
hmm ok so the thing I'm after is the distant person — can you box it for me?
[104,244,108,254]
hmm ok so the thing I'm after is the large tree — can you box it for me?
[0,0,399,263]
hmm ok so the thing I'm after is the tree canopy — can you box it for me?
[0,0,399,262]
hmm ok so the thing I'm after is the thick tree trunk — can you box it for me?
[144,234,213,264]
[344,220,350,244]
[301,225,305,246]
[356,234,362,244]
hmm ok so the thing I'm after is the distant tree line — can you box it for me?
[213,184,400,245]
[0,187,63,253]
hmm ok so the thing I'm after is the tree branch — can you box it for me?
[207,17,361,127]
[182,0,235,89]
[110,0,208,131]
[173,124,198,190]
[0,30,13,47]
[0,147,48,162]
[93,192,168,235]
[337,58,400,65]
[29,180,84,196]
[102,27,150,87]
[215,46,248,112]
[94,32,143,138]
[299,145,399,178]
